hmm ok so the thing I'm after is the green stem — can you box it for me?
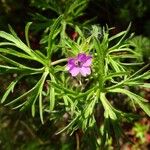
[51,58,67,65]
[94,37,105,91]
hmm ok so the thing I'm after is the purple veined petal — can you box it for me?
[78,53,87,62]
[86,55,92,60]
[69,67,80,76]
[68,58,76,65]
[85,67,91,75]
[83,57,92,67]
[67,58,76,70]
[80,67,91,76]
[66,64,72,70]
[66,62,75,70]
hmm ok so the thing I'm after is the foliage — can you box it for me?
[0,15,150,148]
[129,35,150,62]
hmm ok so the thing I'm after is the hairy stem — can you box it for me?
[51,58,67,65]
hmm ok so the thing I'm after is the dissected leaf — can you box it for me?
[1,75,23,103]
[109,88,150,116]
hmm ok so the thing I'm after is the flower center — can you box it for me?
[75,60,83,67]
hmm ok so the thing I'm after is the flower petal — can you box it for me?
[67,58,76,70]
[70,67,80,76]
[68,58,75,65]
[83,57,92,66]
[80,67,91,76]
[78,53,86,62]
[66,63,74,70]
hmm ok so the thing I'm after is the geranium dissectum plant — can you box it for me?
[0,16,150,148]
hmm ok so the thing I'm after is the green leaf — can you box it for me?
[100,92,117,120]
[47,15,63,58]
[49,86,55,111]
[109,88,150,116]
[0,48,33,60]
[25,22,32,48]
[51,81,76,95]
[130,70,150,81]
[139,83,150,88]
[84,96,97,118]
[109,23,132,50]
[5,72,48,106]
[108,56,125,72]
[94,37,106,89]
[67,0,88,17]
[119,62,144,66]
[8,24,19,39]
[31,71,48,118]
[63,37,80,54]
[0,54,28,68]
[108,48,139,56]
[0,31,31,55]
[34,50,47,60]
[55,115,79,135]
[63,95,75,114]
[49,73,56,111]
[0,65,22,74]
[113,54,139,59]
[39,92,44,124]
[5,83,38,107]
[75,25,84,38]
[105,71,129,81]
[63,95,69,106]
[0,54,44,73]
[21,92,39,112]
[1,75,23,103]
[12,102,26,110]
[109,30,126,41]
[0,42,16,46]
[0,65,43,74]
[0,30,45,65]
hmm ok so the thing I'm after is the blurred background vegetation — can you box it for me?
[0,0,150,149]
[0,0,150,36]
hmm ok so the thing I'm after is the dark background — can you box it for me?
[0,0,150,37]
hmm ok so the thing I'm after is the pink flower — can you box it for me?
[67,53,92,77]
